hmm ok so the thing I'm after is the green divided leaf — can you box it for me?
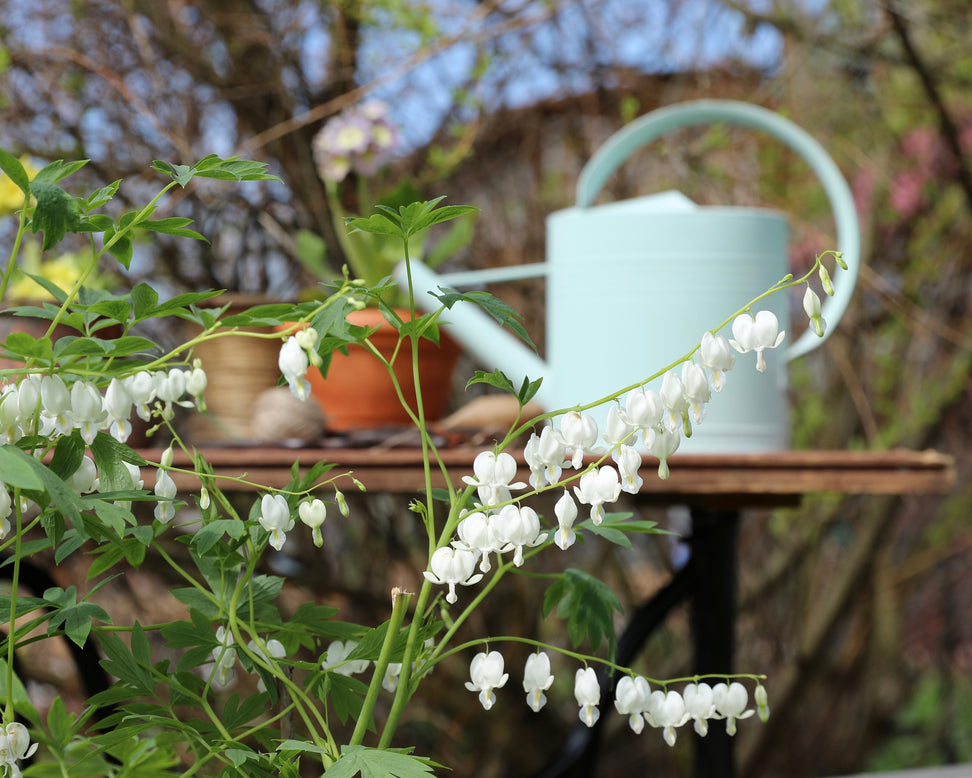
[0,149,30,196]
[542,568,622,658]
[89,432,148,493]
[29,180,81,249]
[320,745,441,778]
[44,585,111,648]
[578,512,666,549]
[433,288,535,350]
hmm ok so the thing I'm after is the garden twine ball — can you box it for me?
[250,386,325,443]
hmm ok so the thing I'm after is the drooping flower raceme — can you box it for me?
[572,466,622,526]
[257,494,295,551]
[614,675,652,734]
[730,311,786,373]
[523,652,555,712]
[574,667,601,727]
[423,546,483,604]
[465,651,509,711]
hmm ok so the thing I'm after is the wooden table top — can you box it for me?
[150,447,955,508]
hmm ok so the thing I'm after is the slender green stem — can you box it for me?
[4,489,23,723]
[0,203,29,305]
[349,588,411,746]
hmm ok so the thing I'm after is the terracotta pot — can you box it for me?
[306,307,461,430]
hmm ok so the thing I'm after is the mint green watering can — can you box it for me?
[402,100,860,452]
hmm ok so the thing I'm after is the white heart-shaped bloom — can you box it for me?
[523,652,554,712]
[572,466,621,525]
[615,675,652,734]
[574,667,601,727]
[464,651,509,710]
[423,546,483,604]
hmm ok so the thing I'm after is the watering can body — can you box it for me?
[401,100,860,452]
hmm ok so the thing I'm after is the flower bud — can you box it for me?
[335,488,349,517]
[755,683,770,722]
[818,263,835,296]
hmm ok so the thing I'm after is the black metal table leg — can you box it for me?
[689,507,741,778]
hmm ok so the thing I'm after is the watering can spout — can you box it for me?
[393,259,552,405]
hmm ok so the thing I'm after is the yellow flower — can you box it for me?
[0,156,38,216]
[6,241,111,302]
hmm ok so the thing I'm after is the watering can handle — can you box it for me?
[576,99,861,362]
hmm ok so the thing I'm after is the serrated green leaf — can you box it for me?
[139,217,206,241]
[33,159,88,184]
[579,512,665,549]
[319,673,368,725]
[97,629,155,694]
[29,180,81,249]
[105,228,134,269]
[434,288,535,350]
[89,433,148,493]
[170,587,222,620]
[49,431,85,482]
[542,568,622,657]
[86,299,131,324]
[465,368,516,395]
[82,180,121,210]
[151,160,193,187]
[323,745,441,778]
[517,375,543,405]
[45,591,110,648]
[131,282,160,319]
[347,213,403,238]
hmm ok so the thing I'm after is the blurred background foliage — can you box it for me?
[1,1,971,776]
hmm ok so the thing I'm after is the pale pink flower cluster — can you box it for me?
[312,100,401,182]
